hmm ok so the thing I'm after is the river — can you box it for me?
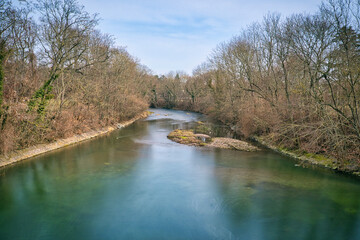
[0,109,359,240]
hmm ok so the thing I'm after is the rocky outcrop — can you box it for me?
[207,137,259,151]
[167,129,259,152]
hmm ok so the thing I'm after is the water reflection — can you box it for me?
[0,109,359,240]
[213,150,360,240]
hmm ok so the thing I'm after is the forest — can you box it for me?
[1,0,360,173]
[0,0,151,154]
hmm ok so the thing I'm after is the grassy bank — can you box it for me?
[253,136,360,177]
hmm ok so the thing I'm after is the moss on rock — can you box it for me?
[167,129,259,152]
[167,129,205,146]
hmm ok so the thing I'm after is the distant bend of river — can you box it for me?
[0,109,359,240]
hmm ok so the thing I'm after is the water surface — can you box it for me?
[0,109,359,240]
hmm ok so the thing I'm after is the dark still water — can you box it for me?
[0,109,360,240]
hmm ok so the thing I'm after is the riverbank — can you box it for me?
[0,111,150,169]
[166,109,360,177]
[252,136,360,177]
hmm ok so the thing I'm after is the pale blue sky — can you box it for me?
[78,0,323,75]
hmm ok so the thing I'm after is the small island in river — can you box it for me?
[167,129,259,152]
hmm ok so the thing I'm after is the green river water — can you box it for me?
[0,109,359,240]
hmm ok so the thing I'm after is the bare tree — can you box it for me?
[320,0,360,139]
[0,0,16,128]
[28,0,99,115]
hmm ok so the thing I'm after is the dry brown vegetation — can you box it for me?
[1,0,360,173]
[0,0,151,155]
[150,0,360,173]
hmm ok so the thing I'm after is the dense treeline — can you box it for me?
[150,0,360,172]
[0,0,151,154]
[1,0,359,173]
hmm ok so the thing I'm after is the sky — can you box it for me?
[78,0,323,75]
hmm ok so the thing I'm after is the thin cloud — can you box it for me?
[79,0,323,75]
